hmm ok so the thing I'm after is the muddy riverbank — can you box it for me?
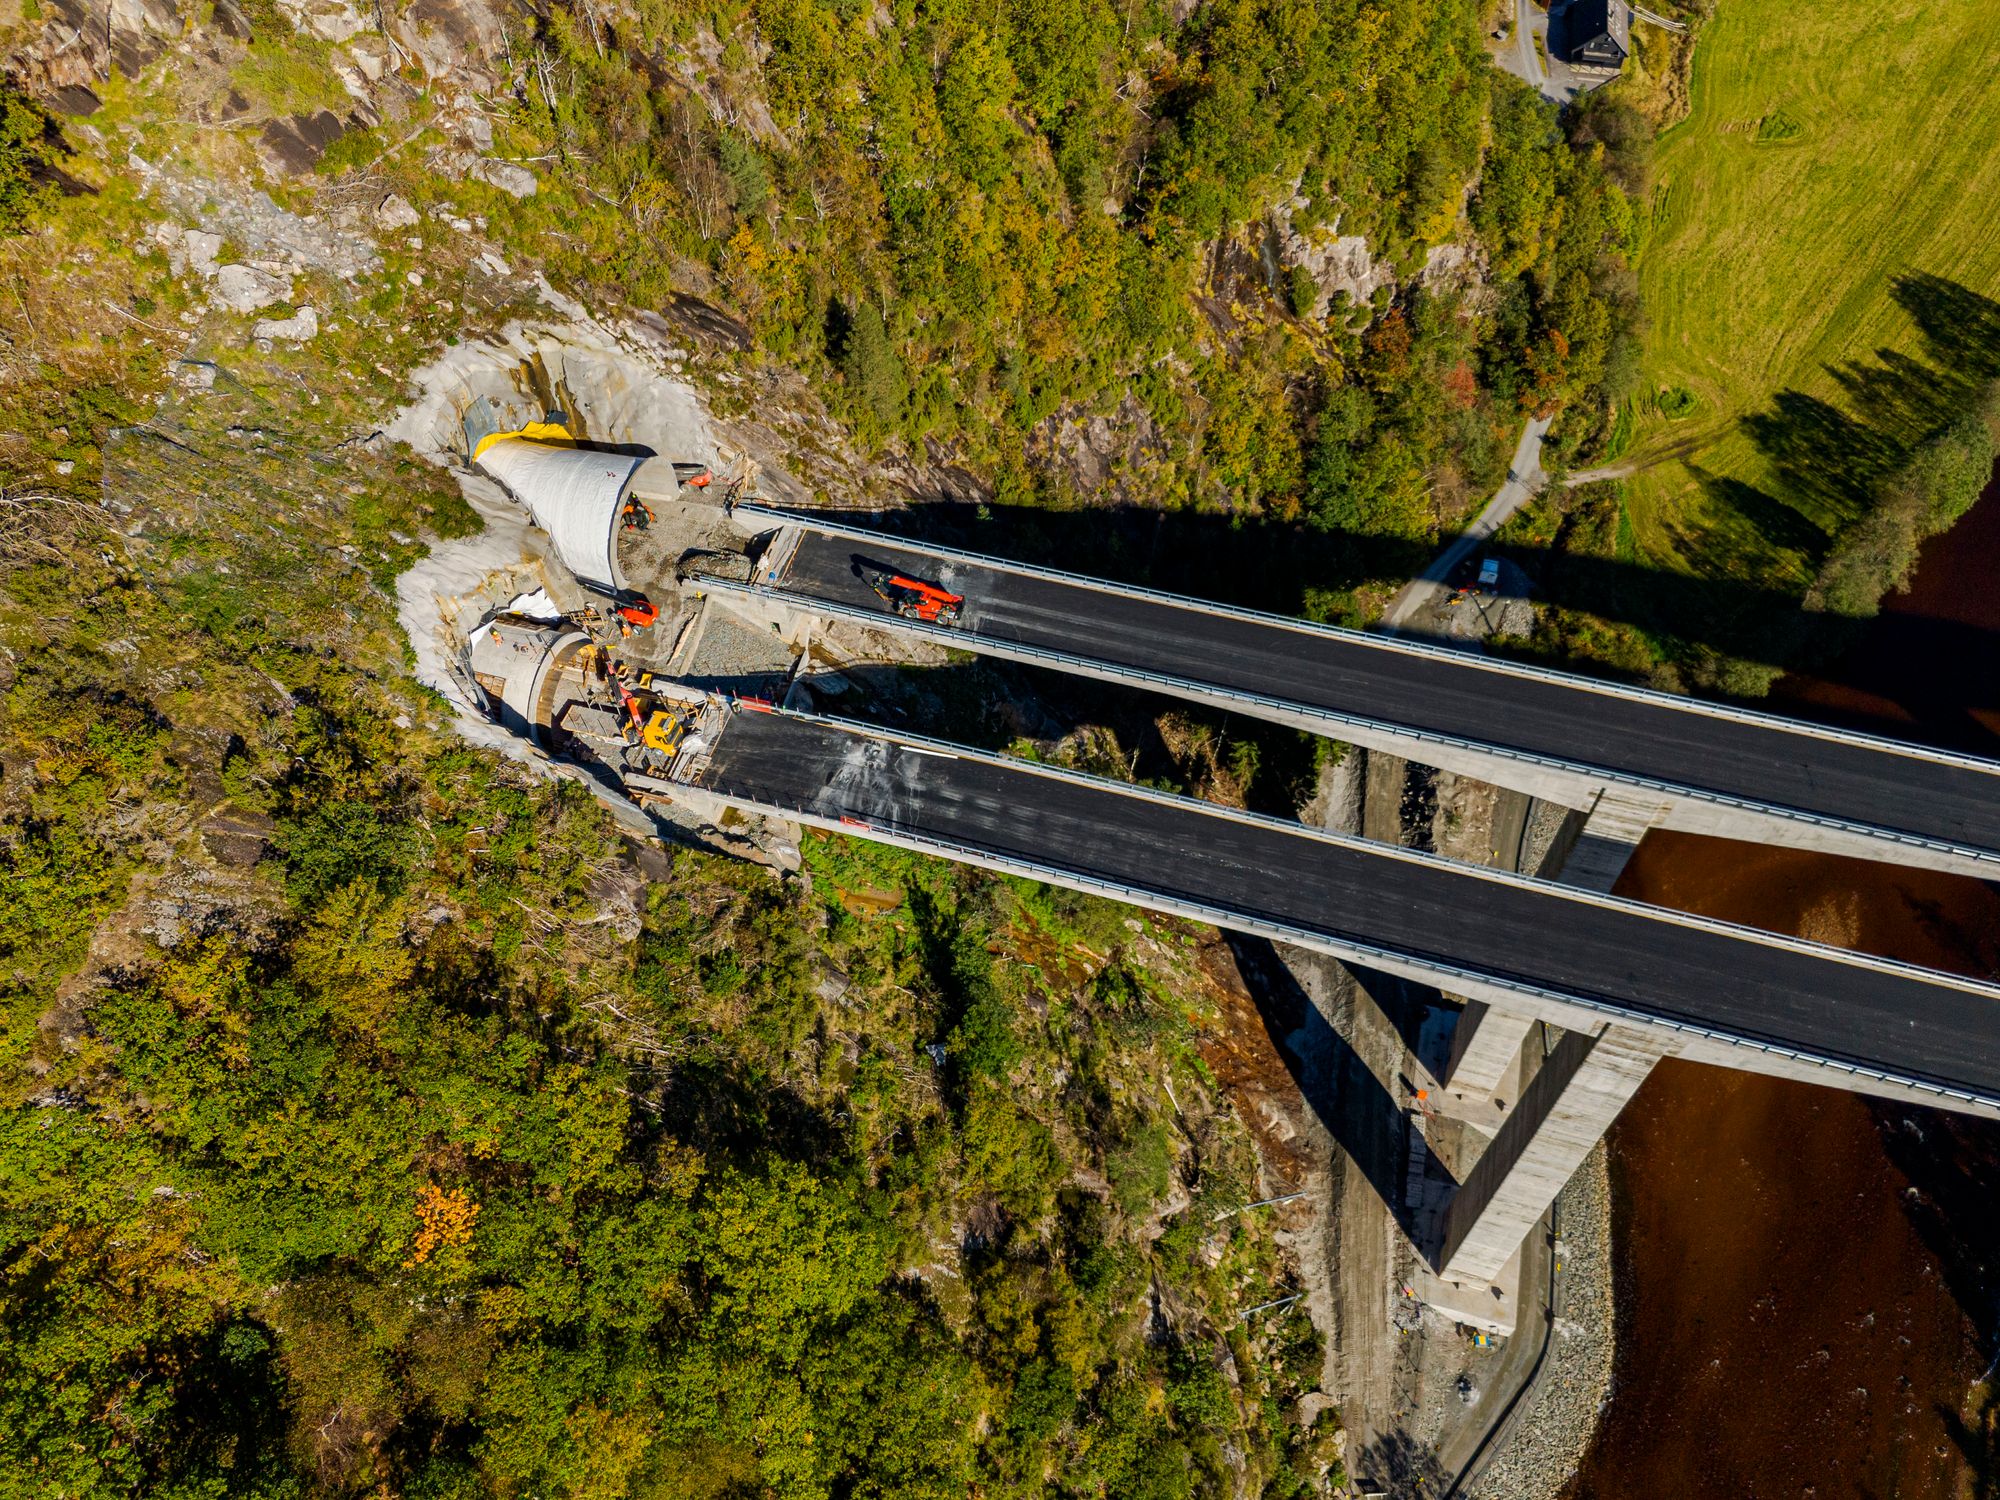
[1563,475,2000,1498]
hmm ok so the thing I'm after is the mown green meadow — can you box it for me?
[1626,0,2000,586]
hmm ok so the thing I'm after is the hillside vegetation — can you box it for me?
[472,0,1646,606]
[1632,0,2000,524]
[21,0,1995,1490]
[0,0,1659,1491]
[5,348,1330,1498]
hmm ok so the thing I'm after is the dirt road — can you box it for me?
[1378,417,1550,634]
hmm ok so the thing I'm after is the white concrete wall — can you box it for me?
[1440,1025,1670,1284]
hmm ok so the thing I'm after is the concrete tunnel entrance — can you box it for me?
[464,400,714,614]
[473,424,645,597]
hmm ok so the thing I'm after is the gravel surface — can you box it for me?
[682,612,796,695]
[1519,797,1576,881]
[1469,1140,1616,1499]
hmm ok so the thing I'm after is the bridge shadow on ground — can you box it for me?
[853,485,2000,746]
[1224,934,1456,1258]
[1349,1428,1451,1500]
[1740,273,2000,536]
[787,648,1330,817]
[853,275,2000,752]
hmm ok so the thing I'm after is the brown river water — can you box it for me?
[1563,478,2000,1498]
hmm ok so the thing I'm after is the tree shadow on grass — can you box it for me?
[1899,272,2000,386]
[1733,274,2000,580]
[1742,387,1905,534]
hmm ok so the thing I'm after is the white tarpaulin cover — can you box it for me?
[503,587,563,622]
[476,436,642,594]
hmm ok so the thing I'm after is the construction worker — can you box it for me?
[620,496,654,532]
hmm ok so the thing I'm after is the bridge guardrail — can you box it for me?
[733,501,2000,780]
[691,572,2000,873]
[761,704,2000,996]
[692,749,1999,1113]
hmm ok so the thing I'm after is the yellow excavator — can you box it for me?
[611,671,685,758]
[639,707,683,755]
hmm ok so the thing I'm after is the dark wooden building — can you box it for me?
[1564,0,1631,69]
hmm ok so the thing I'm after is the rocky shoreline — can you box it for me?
[1470,1139,1616,1499]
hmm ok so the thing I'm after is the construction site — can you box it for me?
[396,328,2000,1498]
[384,339,1616,1493]
[416,400,919,859]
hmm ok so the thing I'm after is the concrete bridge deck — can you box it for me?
[686,705,2000,1117]
[708,505,2000,880]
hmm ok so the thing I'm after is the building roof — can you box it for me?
[1565,0,1630,61]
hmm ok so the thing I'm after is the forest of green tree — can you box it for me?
[0,0,1658,1492]
[494,0,1646,582]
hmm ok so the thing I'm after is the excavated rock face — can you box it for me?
[15,0,184,90]
[11,0,520,147]
[276,0,369,42]
[1028,393,1169,504]
[258,110,351,175]
[1267,201,1397,319]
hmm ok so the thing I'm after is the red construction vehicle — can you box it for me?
[866,570,964,625]
[616,597,659,630]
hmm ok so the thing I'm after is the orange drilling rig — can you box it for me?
[865,569,964,625]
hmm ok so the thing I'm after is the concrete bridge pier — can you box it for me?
[1442,1002,1536,1113]
[1441,784,1670,1116]
[1559,784,1675,893]
[1430,784,1676,1302]
[1436,1022,1671,1287]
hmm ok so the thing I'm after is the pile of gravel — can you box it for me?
[1471,1140,1616,1499]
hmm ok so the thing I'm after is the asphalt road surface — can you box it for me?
[696,710,2000,1103]
[766,524,2000,863]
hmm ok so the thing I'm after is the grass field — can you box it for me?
[1625,0,2000,590]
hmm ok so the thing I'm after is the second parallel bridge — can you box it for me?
[712,504,2000,875]
[686,707,2000,1111]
